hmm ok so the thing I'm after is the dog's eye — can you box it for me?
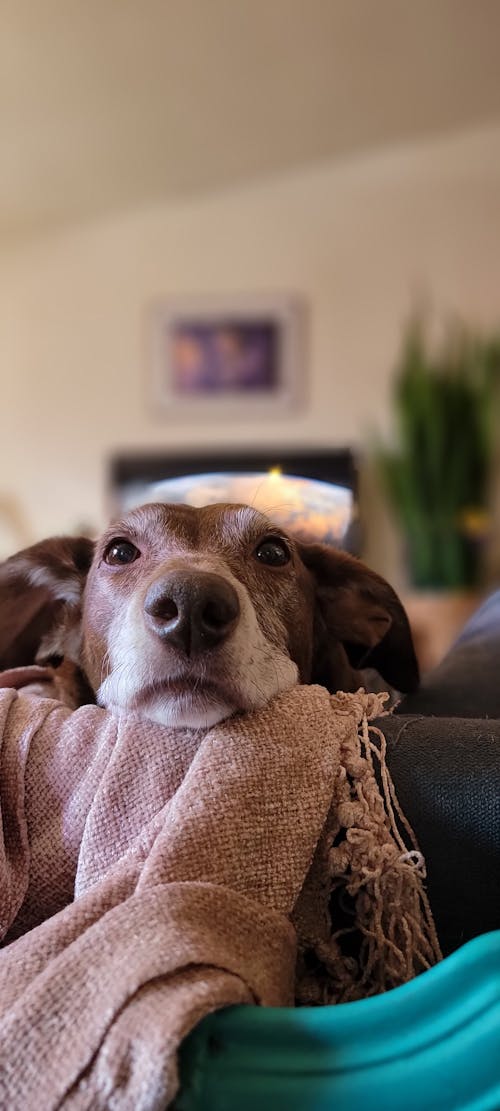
[104,540,140,566]
[254,537,291,567]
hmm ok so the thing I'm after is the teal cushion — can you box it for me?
[176,931,500,1111]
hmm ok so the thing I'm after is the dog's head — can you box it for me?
[0,502,418,727]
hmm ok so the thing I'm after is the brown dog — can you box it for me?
[0,502,418,726]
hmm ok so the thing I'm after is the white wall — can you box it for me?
[1,124,500,578]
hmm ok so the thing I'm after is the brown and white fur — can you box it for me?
[0,502,418,727]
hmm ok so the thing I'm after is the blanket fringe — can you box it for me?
[295,690,443,1005]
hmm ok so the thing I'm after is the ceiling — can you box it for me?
[2,0,500,241]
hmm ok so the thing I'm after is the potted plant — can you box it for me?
[377,316,500,668]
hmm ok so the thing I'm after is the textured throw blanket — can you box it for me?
[0,678,441,1110]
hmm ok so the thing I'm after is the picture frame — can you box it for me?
[148,293,304,416]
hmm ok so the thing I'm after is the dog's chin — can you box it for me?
[98,682,237,729]
[96,669,234,728]
[132,691,236,729]
[97,650,299,730]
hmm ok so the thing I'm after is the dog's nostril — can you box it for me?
[202,598,236,630]
[144,594,178,622]
[159,598,178,622]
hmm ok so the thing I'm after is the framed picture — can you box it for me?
[149,294,304,416]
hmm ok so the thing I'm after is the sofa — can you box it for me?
[385,589,500,955]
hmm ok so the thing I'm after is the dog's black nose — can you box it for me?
[143,571,240,655]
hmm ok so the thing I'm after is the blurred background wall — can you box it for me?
[1,0,500,592]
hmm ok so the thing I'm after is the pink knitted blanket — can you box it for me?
[0,680,440,1109]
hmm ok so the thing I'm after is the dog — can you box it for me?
[0,501,418,727]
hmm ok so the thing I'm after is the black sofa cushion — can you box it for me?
[382,713,500,955]
[371,592,500,954]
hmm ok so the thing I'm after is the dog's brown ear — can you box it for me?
[299,542,419,692]
[0,536,94,671]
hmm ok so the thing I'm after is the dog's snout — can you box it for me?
[143,571,240,655]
